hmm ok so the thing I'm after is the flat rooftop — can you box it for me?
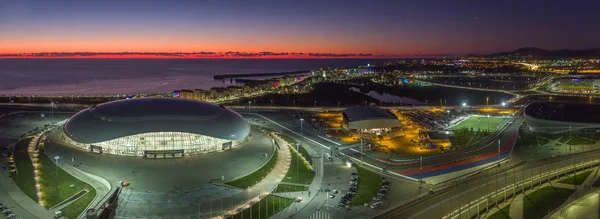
[426,131,450,140]
[526,102,600,123]
[342,106,398,122]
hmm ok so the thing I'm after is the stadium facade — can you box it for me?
[525,102,600,134]
[62,98,250,157]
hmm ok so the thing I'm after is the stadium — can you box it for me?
[525,102,600,134]
[61,98,251,157]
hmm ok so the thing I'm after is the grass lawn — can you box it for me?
[275,184,308,193]
[451,116,508,132]
[230,195,294,219]
[558,170,593,185]
[281,145,315,185]
[566,137,596,145]
[278,134,313,165]
[37,153,95,209]
[60,188,96,219]
[449,128,489,148]
[226,148,278,189]
[351,165,382,206]
[558,137,571,144]
[516,132,538,147]
[10,138,38,203]
[523,186,574,219]
[487,205,511,219]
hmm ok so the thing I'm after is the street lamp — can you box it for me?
[446,110,450,127]
[487,115,490,131]
[54,155,60,202]
[462,102,467,107]
[248,101,251,114]
[50,102,55,125]
[501,102,506,107]
[298,118,304,184]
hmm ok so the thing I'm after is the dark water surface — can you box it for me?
[0,58,395,95]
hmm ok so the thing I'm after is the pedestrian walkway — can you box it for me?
[208,134,292,218]
[55,161,112,212]
[508,193,524,219]
[548,167,600,219]
[481,201,511,219]
[0,159,55,219]
[269,135,325,219]
[505,166,600,219]
[35,128,113,217]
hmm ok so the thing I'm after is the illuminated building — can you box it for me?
[62,98,250,157]
[342,106,401,134]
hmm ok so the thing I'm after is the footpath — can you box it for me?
[0,159,56,219]
[209,133,293,218]
[270,134,327,219]
[484,166,600,219]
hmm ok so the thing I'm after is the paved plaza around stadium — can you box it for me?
[44,127,274,190]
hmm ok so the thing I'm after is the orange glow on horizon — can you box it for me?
[0,54,396,59]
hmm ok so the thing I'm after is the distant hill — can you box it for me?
[484,47,600,59]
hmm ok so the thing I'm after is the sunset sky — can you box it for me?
[1,0,599,56]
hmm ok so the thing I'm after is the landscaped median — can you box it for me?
[280,145,315,185]
[278,134,312,165]
[558,169,593,185]
[230,195,294,219]
[351,164,382,206]
[37,152,97,219]
[488,205,510,219]
[9,133,97,219]
[9,138,38,203]
[523,186,574,219]
[226,146,279,189]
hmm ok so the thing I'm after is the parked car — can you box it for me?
[329,194,335,199]
[370,201,383,209]
[372,196,382,201]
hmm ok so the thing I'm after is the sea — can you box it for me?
[0,58,398,95]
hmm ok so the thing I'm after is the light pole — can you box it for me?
[486,97,489,108]
[54,155,60,202]
[299,118,304,183]
[50,102,55,124]
[501,102,506,107]
[360,130,363,164]
[248,101,251,114]
[487,115,490,131]
[446,110,450,128]
[497,139,501,163]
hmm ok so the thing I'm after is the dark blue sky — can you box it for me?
[1,0,598,55]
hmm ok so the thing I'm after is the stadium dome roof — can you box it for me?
[63,98,250,143]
